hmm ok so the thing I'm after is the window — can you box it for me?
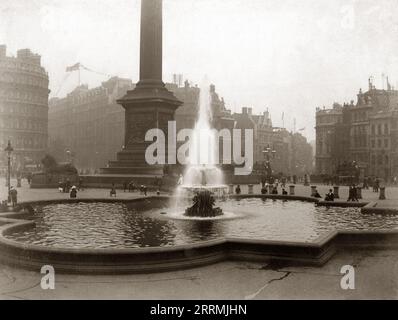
[384,139,388,148]
[378,139,382,148]
[378,124,382,135]
[384,123,389,135]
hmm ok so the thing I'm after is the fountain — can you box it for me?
[176,80,228,217]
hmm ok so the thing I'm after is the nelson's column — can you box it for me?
[101,0,182,179]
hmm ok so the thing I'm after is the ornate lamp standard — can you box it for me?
[262,144,276,184]
[4,141,13,198]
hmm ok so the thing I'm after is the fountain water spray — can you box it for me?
[176,79,228,216]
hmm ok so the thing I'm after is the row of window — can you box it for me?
[371,139,389,149]
[371,154,390,166]
[0,90,48,104]
[1,137,46,149]
[0,73,48,88]
[0,104,47,117]
[0,119,47,131]
[0,61,46,75]
[371,123,389,136]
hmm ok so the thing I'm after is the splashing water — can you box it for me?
[175,79,228,215]
[182,79,225,187]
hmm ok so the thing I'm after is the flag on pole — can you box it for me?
[66,63,81,72]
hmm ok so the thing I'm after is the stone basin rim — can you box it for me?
[0,195,397,274]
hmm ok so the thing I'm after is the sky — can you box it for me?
[1,0,398,140]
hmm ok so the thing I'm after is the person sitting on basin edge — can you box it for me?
[325,189,335,201]
[313,188,322,198]
[261,184,268,194]
[70,186,77,199]
[282,188,288,195]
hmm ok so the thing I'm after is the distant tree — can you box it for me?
[41,154,58,170]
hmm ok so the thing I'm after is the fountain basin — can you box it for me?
[1,196,398,274]
[4,196,398,248]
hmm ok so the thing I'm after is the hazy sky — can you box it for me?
[1,0,398,140]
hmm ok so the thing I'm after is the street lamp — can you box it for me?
[4,140,13,198]
[262,144,276,183]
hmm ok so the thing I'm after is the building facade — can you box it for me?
[233,107,313,176]
[48,77,133,170]
[315,79,398,180]
[48,79,235,171]
[0,45,49,172]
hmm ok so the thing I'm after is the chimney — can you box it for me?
[242,107,248,115]
[248,108,252,115]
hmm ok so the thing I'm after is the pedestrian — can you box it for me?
[235,185,241,195]
[281,177,286,188]
[58,181,63,193]
[143,185,147,196]
[128,181,135,192]
[123,180,128,192]
[347,185,359,202]
[9,187,18,207]
[70,186,77,198]
[110,184,117,197]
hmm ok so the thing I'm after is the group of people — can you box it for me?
[123,180,137,192]
[261,184,288,195]
[312,185,360,202]
[111,183,149,197]
[313,188,336,201]
[58,178,84,194]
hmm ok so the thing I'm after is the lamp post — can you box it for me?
[4,141,13,199]
[262,144,276,183]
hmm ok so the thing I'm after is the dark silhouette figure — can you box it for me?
[70,186,77,198]
[325,189,335,202]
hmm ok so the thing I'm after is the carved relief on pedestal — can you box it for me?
[126,113,156,147]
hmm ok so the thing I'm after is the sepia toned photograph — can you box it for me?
[0,0,397,304]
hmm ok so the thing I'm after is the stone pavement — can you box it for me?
[1,177,398,205]
[0,248,397,300]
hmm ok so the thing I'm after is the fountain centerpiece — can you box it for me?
[177,81,228,217]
